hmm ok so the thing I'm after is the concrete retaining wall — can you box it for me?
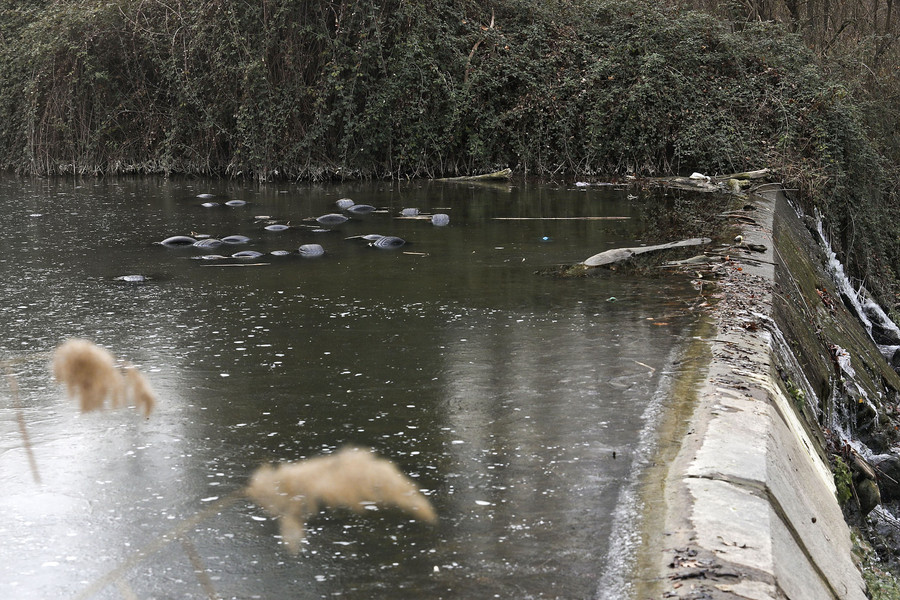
[637,190,870,599]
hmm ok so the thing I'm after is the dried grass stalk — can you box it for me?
[246,447,437,553]
[52,339,156,416]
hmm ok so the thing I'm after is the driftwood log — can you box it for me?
[583,237,712,267]
[436,168,512,182]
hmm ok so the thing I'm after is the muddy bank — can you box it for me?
[633,188,900,599]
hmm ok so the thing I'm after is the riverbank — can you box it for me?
[4,1,899,321]
[632,187,900,598]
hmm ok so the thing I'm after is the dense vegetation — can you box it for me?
[1,0,899,307]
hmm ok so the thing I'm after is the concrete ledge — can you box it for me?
[640,190,866,599]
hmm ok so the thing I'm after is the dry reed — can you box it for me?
[52,339,156,416]
[246,447,436,553]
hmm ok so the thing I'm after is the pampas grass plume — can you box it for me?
[52,338,156,416]
[53,339,123,412]
[123,365,156,418]
[246,447,436,554]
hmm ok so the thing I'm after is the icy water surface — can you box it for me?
[0,177,700,599]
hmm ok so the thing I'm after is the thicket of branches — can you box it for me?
[0,0,880,178]
[675,0,900,162]
[1,0,899,306]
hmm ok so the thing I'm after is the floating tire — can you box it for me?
[160,235,197,246]
[316,213,349,226]
[221,235,251,244]
[371,236,406,249]
[347,204,376,215]
[193,238,224,248]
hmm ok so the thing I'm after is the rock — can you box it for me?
[856,478,881,516]
[890,347,900,370]
[873,455,900,502]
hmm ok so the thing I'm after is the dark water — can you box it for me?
[0,177,699,599]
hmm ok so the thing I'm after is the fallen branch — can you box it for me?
[199,262,271,267]
[492,216,630,221]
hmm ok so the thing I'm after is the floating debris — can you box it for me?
[400,208,420,217]
[345,233,386,242]
[431,214,450,226]
[114,275,149,283]
[194,254,228,260]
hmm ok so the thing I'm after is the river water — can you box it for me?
[0,176,701,599]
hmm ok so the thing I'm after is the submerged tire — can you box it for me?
[336,198,355,209]
[193,238,224,249]
[221,235,251,244]
[225,200,247,207]
[264,224,291,232]
[299,244,325,257]
[232,250,264,259]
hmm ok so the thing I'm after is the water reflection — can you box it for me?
[0,176,700,599]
